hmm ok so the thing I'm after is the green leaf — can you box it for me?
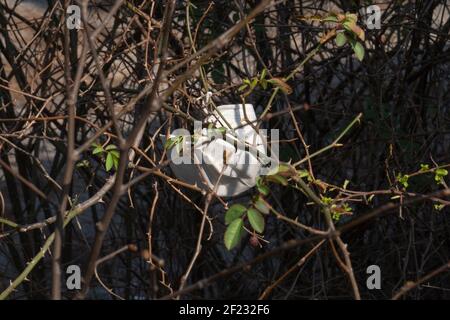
[396,173,409,189]
[92,146,104,155]
[342,203,352,213]
[256,177,270,196]
[254,197,270,215]
[268,78,293,94]
[297,170,310,179]
[267,174,288,186]
[257,184,270,196]
[332,212,341,221]
[247,208,265,233]
[260,78,268,90]
[111,154,119,170]
[435,168,448,177]
[250,77,259,90]
[109,150,120,159]
[353,42,365,61]
[343,20,365,41]
[105,152,114,171]
[276,163,291,174]
[224,218,244,250]
[225,204,247,225]
[434,168,448,184]
[420,164,430,172]
[238,84,248,91]
[105,144,118,151]
[260,68,267,81]
[323,15,339,23]
[164,136,182,150]
[321,196,333,205]
[345,13,358,24]
[336,32,347,47]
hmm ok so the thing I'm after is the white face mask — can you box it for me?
[162,104,276,197]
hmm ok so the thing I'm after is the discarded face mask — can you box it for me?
[161,104,269,197]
